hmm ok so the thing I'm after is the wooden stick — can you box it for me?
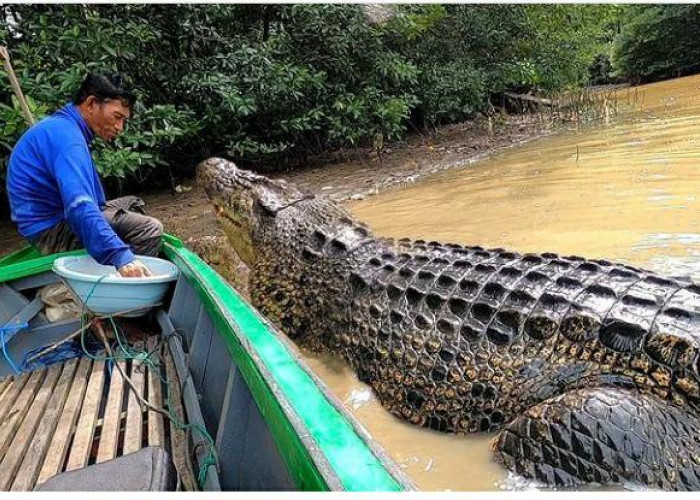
[0,363,61,490]
[93,322,169,417]
[0,45,35,125]
[163,344,198,491]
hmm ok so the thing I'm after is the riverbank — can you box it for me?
[0,111,555,293]
[162,112,560,296]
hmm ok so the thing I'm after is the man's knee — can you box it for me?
[147,217,164,238]
[129,216,163,257]
[140,217,163,255]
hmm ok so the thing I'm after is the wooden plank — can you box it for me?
[164,345,198,491]
[123,342,146,455]
[165,327,221,491]
[0,369,45,462]
[0,376,12,402]
[95,410,127,429]
[0,373,27,422]
[96,360,126,464]
[37,357,92,485]
[65,359,105,472]
[0,363,62,490]
[12,359,78,491]
[215,364,238,452]
[147,336,165,447]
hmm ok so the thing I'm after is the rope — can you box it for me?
[0,323,26,374]
[78,274,218,490]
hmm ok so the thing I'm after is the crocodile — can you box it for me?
[198,157,700,491]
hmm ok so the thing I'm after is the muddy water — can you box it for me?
[304,74,700,490]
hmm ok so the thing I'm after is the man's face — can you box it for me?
[83,96,131,141]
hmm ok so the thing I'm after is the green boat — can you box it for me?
[0,235,414,492]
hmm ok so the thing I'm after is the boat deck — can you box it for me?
[0,336,167,491]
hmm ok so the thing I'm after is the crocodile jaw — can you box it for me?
[198,158,260,268]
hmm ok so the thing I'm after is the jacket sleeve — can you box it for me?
[53,143,135,269]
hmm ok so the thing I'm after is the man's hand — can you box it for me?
[118,259,152,278]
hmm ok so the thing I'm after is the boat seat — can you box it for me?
[35,447,176,491]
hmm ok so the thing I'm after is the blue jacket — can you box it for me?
[6,104,134,269]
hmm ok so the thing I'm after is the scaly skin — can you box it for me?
[198,157,700,491]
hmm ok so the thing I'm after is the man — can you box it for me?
[6,73,163,277]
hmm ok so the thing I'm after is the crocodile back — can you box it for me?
[340,239,700,433]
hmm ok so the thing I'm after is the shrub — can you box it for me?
[612,5,700,82]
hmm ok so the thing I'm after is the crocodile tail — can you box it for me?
[493,386,700,491]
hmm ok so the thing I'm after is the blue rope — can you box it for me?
[21,341,83,372]
[0,322,28,374]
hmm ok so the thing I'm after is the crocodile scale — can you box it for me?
[199,157,700,491]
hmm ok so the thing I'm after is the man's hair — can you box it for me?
[72,72,136,110]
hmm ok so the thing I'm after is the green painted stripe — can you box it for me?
[0,234,181,283]
[0,246,39,267]
[0,248,86,283]
[164,242,404,492]
[0,235,184,282]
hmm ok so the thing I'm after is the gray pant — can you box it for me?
[31,196,164,258]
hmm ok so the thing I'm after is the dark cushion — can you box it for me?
[35,447,176,491]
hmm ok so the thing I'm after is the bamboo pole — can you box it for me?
[0,45,35,125]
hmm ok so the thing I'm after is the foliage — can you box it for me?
[417,63,487,126]
[175,5,418,164]
[383,5,618,126]
[1,5,198,187]
[0,95,49,174]
[0,4,627,186]
[612,5,700,82]
[589,54,615,86]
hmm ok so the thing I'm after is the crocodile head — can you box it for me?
[197,157,380,347]
[197,157,311,268]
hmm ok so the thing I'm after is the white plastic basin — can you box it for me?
[52,255,179,317]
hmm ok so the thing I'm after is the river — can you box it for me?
[302,74,700,490]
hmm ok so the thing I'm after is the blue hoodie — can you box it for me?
[6,103,135,269]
